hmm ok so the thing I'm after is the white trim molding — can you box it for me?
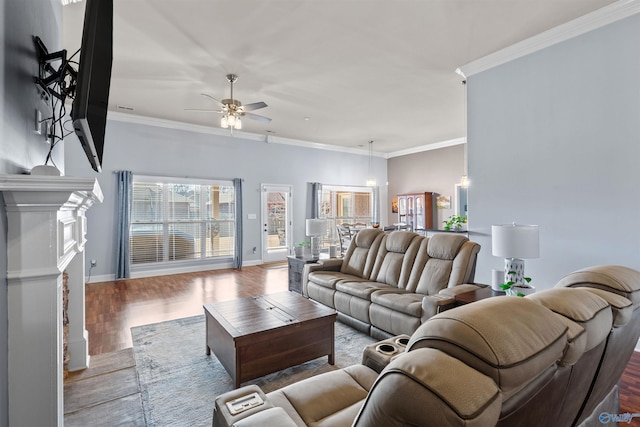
[0,174,103,427]
[457,0,640,78]
[386,137,466,159]
[107,111,386,158]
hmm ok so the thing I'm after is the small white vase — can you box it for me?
[506,285,535,297]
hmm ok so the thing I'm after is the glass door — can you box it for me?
[261,184,292,263]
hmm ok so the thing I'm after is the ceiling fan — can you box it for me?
[187,74,271,131]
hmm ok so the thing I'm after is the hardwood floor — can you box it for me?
[85,264,289,355]
[82,264,640,421]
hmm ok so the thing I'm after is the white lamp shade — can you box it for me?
[306,219,327,236]
[491,224,539,259]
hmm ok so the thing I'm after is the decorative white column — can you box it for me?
[0,174,103,427]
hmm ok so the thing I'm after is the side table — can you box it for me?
[287,255,318,294]
[454,285,504,306]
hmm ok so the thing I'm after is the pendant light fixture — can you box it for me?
[220,75,242,131]
[460,78,469,188]
[366,140,376,187]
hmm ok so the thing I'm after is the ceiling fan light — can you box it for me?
[235,118,242,130]
[228,115,236,127]
[221,116,228,128]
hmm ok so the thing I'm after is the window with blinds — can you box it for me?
[319,185,373,245]
[130,176,235,266]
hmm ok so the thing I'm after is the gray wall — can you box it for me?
[64,118,388,279]
[468,13,640,289]
[388,144,465,228]
[1,1,63,425]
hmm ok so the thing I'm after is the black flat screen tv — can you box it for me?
[71,0,113,173]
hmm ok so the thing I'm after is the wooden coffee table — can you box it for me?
[204,291,337,388]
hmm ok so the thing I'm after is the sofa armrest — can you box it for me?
[212,385,274,427]
[361,334,411,373]
[317,258,344,270]
[421,294,456,321]
[232,407,298,427]
[302,259,343,297]
[438,283,484,297]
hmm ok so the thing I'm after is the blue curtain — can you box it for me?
[115,170,132,279]
[311,182,322,218]
[233,178,243,269]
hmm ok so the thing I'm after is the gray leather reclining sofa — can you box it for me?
[213,265,640,427]
[303,228,481,339]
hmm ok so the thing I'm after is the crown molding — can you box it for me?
[457,0,640,78]
[386,137,466,159]
[107,111,387,157]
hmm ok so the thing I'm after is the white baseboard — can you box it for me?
[86,259,264,283]
[636,338,640,352]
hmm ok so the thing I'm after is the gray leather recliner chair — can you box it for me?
[212,265,640,427]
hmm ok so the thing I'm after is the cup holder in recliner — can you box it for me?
[375,343,398,356]
[395,337,409,347]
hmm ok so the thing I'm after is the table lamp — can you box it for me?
[306,219,327,258]
[491,223,539,288]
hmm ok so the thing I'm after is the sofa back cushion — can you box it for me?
[555,265,640,425]
[339,228,385,279]
[407,234,480,295]
[407,296,568,402]
[370,231,422,288]
[354,348,501,427]
[527,288,612,354]
[555,264,640,309]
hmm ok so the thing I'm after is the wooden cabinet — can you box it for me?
[397,192,434,231]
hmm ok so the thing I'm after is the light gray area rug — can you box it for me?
[132,314,377,427]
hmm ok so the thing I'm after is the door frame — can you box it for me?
[260,184,293,263]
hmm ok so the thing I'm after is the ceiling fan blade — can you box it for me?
[185,108,224,113]
[241,101,268,111]
[200,93,224,106]
[242,112,272,123]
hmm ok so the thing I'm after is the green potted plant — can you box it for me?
[293,241,309,258]
[443,215,467,231]
[500,272,535,296]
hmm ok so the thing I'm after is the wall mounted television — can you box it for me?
[71,0,113,173]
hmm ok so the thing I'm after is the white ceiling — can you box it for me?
[61,0,615,154]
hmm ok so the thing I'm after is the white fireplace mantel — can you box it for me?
[0,174,103,427]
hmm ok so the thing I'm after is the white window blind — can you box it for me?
[319,185,373,245]
[130,176,235,266]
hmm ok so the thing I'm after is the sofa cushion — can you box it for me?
[370,231,422,289]
[427,233,468,259]
[370,291,423,317]
[407,297,568,401]
[415,258,455,295]
[268,364,377,427]
[549,312,587,366]
[340,229,384,279]
[555,265,640,308]
[307,272,366,290]
[406,234,481,295]
[527,288,613,352]
[577,287,633,327]
[354,348,501,426]
[232,407,298,427]
[335,281,396,300]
